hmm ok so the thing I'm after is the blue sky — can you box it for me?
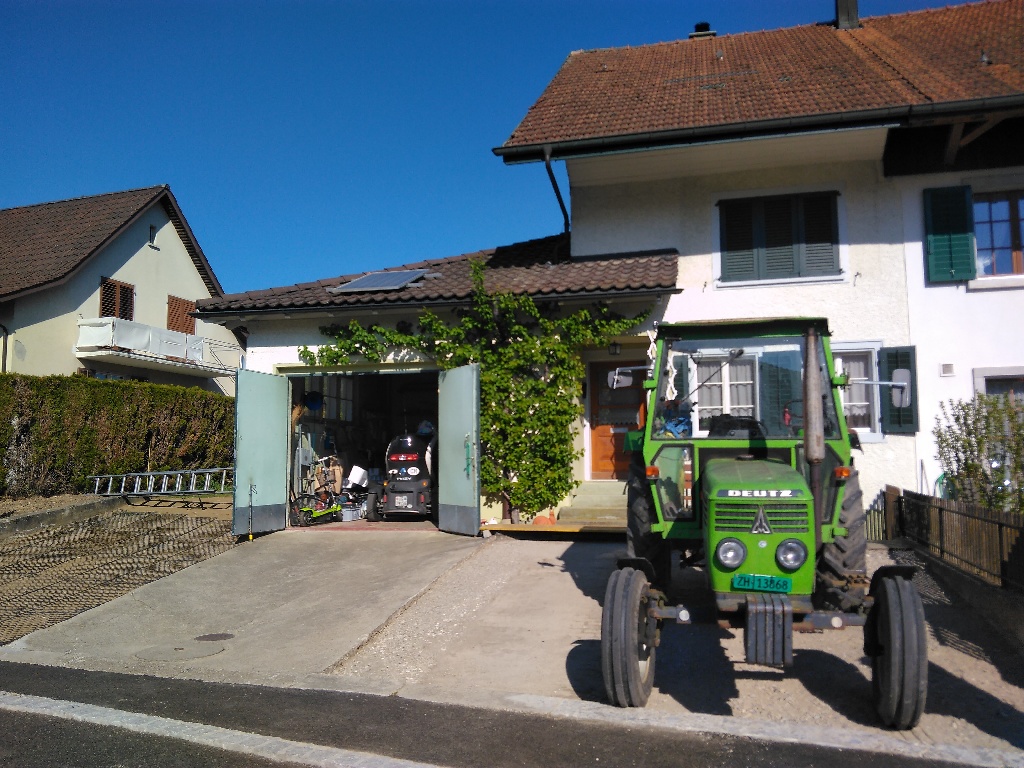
[2,0,946,295]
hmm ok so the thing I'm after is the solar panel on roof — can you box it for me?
[327,269,429,293]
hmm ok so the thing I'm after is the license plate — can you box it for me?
[731,574,792,593]
[393,495,409,508]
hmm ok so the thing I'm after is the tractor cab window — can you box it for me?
[651,334,839,441]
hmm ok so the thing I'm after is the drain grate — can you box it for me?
[0,510,236,644]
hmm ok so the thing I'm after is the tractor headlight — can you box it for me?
[716,538,747,570]
[775,539,808,571]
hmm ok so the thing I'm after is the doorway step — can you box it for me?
[556,481,627,526]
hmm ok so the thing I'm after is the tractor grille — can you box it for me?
[713,503,810,534]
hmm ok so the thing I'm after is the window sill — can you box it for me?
[967,275,1024,291]
[715,273,845,290]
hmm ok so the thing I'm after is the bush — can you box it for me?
[934,393,1023,514]
[0,373,234,498]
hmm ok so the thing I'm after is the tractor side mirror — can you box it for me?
[891,369,912,408]
[608,370,633,389]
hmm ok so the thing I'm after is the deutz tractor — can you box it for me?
[601,318,927,730]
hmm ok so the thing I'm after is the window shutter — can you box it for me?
[720,200,758,282]
[758,351,802,435]
[923,186,976,282]
[100,280,117,317]
[800,194,840,276]
[167,295,196,334]
[762,198,797,278]
[118,284,134,320]
[877,346,918,434]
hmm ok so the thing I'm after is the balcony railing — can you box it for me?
[75,317,242,377]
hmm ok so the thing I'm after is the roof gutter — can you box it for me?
[0,323,8,373]
[494,94,1024,164]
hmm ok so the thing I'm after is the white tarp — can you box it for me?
[76,318,204,363]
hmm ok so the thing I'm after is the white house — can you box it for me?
[0,186,243,394]
[493,0,1024,504]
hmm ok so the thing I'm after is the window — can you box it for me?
[833,344,920,437]
[833,350,879,436]
[973,190,1024,276]
[99,278,134,320]
[924,185,1024,281]
[694,357,756,430]
[167,295,196,334]
[986,376,1024,396]
[719,192,840,282]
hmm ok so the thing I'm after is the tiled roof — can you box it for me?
[0,186,223,301]
[195,234,679,316]
[497,0,1024,159]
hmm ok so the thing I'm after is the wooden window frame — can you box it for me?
[973,189,1024,277]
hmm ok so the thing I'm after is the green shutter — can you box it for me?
[924,186,977,282]
[720,199,758,282]
[762,198,798,278]
[878,346,919,434]
[758,351,802,435]
[800,194,840,276]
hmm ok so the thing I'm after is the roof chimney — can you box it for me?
[835,0,860,29]
[689,21,716,39]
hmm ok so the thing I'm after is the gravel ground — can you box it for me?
[332,535,1024,757]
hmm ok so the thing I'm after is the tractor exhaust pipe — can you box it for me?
[804,326,825,552]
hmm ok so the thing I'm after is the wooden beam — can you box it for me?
[960,116,1005,149]
[944,121,965,165]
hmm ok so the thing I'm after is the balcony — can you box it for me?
[75,317,242,378]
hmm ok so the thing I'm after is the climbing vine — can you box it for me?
[300,260,645,518]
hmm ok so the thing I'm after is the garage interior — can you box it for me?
[287,370,439,517]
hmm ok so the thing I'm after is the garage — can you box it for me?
[232,363,480,539]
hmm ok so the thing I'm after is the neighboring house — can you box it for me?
[492,0,1024,503]
[199,0,1023,516]
[0,186,243,395]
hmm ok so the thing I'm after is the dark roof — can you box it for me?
[496,0,1024,161]
[195,234,679,316]
[0,186,223,301]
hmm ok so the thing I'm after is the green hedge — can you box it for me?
[0,374,235,498]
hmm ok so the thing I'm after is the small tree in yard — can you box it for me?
[300,260,644,519]
[934,393,1023,514]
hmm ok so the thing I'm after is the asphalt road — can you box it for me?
[0,661,971,768]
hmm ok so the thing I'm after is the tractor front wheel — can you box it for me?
[868,574,928,730]
[601,567,657,708]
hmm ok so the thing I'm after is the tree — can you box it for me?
[934,393,1023,514]
[300,260,645,518]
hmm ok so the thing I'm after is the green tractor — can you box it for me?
[601,318,927,730]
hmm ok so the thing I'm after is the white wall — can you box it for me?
[568,155,918,504]
[900,167,1024,493]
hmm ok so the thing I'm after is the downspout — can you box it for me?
[543,145,570,235]
[0,323,8,374]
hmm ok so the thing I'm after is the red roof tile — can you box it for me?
[195,234,679,316]
[497,0,1024,159]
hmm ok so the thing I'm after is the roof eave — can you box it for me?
[494,95,1024,164]
[195,286,681,322]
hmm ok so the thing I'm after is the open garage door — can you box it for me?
[233,369,290,536]
[437,363,480,536]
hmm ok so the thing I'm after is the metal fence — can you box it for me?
[881,485,1023,592]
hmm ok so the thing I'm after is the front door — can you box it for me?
[590,360,645,480]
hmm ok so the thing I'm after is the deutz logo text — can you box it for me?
[718,489,801,498]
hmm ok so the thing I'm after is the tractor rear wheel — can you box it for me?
[817,468,868,611]
[869,574,928,729]
[601,567,657,707]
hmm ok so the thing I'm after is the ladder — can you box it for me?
[88,468,233,499]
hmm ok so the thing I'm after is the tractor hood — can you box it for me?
[702,458,809,500]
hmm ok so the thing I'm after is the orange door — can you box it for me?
[590,360,645,480]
